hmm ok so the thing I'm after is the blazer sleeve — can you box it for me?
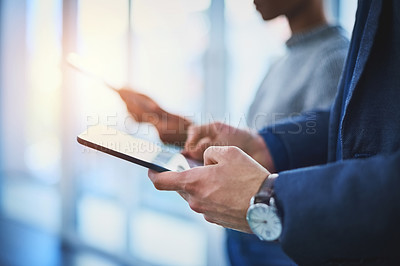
[274,150,400,264]
[259,110,330,171]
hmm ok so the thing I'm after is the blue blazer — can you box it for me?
[260,0,400,264]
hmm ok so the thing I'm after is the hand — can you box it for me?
[183,122,275,171]
[118,87,192,146]
[148,146,270,232]
[118,87,164,123]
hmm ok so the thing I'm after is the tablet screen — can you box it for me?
[77,124,199,172]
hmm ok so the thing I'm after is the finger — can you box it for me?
[184,124,215,153]
[193,137,213,159]
[118,87,134,96]
[184,125,205,152]
[148,169,185,191]
[203,146,234,166]
[117,89,129,101]
[118,89,137,106]
[118,88,144,103]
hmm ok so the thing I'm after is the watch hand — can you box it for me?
[250,219,268,223]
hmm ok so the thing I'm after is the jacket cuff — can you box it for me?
[260,129,289,172]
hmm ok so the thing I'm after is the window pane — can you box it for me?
[77,194,127,252]
[0,0,62,233]
[129,0,209,116]
[73,253,120,266]
[130,209,207,266]
[25,0,62,183]
[339,0,358,37]
[1,177,60,233]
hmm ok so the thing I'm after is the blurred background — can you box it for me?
[0,0,357,265]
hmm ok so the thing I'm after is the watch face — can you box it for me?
[247,203,282,241]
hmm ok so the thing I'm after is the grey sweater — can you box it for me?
[247,25,349,130]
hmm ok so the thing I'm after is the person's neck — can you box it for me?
[287,2,327,35]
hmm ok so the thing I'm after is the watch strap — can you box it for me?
[254,173,279,205]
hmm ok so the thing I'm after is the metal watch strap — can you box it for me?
[254,173,279,205]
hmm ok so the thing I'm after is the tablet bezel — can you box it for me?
[77,135,170,172]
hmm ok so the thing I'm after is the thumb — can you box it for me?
[203,146,231,166]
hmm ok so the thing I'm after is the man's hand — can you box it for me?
[118,88,192,146]
[183,122,275,171]
[148,146,270,232]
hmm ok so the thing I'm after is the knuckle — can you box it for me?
[213,121,222,128]
[227,146,241,155]
[203,215,215,224]
[187,124,195,133]
[199,143,210,154]
[180,172,195,194]
[205,145,217,152]
[189,200,204,214]
[203,146,215,158]
[183,179,198,195]
[152,178,163,190]
[187,126,197,139]
[204,146,214,157]
[213,122,225,133]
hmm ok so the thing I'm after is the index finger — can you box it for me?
[184,124,215,153]
[148,169,186,191]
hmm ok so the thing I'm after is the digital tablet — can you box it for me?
[77,124,201,172]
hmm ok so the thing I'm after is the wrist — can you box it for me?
[254,173,278,204]
[247,173,282,241]
[246,132,276,172]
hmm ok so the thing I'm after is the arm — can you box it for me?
[182,110,330,171]
[148,143,400,263]
[259,110,330,171]
[183,122,275,171]
[274,150,400,264]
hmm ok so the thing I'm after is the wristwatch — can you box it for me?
[246,173,282,241]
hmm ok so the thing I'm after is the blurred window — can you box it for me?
[0,0,357,265]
